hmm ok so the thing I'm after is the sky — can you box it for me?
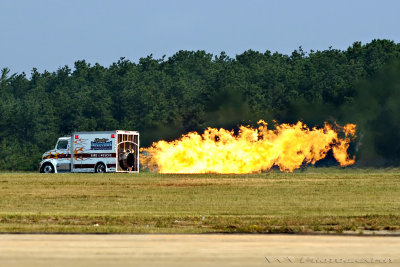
[0,0,399,74]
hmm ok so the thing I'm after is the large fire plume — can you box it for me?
[140,121,356,173]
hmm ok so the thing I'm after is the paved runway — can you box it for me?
[0,234,398,266]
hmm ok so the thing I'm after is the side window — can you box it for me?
[57,140,68,150]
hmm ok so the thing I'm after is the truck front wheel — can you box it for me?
[40,163,55,173]
[95,163,106,173]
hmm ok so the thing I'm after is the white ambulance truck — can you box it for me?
[39,130,139,173]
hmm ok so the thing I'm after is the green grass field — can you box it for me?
[0,168,399,233]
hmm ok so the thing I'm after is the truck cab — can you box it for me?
[40,137,71,173]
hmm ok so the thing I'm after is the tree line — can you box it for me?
[1,39,400,170]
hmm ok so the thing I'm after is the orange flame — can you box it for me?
[141,121,356,173]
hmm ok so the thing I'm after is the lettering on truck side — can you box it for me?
[90,153,113,158]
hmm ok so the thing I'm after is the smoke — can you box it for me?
[204,87,255,129]
[139,60,400,167]
[345,59,400,165]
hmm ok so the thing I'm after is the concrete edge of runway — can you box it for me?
[1,231,400,236]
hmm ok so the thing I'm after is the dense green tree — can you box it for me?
[1,39,400,170]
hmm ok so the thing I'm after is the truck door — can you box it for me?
[55,139,71,171]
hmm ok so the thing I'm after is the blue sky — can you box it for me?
[0,0,399,74]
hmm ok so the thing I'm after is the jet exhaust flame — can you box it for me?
[140,121,356,174]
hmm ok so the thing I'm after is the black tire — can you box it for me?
[95,163,106,173]
[40,163,55,173]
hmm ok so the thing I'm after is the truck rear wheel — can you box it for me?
[40,163,54,173]
[95,163,106,173]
